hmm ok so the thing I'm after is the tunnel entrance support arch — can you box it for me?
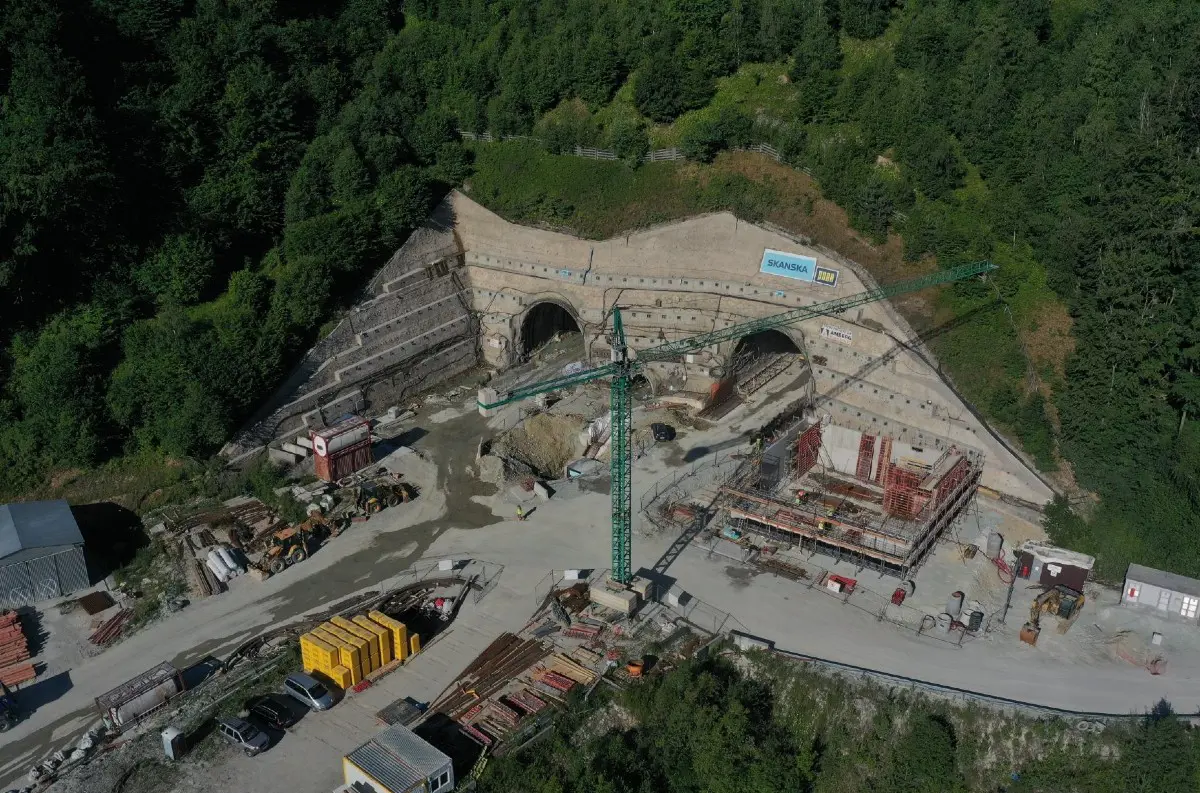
[518,299,583,358]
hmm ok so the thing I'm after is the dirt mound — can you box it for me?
[495,413,586,479]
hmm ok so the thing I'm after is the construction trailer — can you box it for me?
[312,416,373,483]
[1014,541,1095,592]
[342,722,454,793]
[722,414,982,578]
[1122,563,1200,625]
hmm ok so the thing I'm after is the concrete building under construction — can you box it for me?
[721,413,982,578]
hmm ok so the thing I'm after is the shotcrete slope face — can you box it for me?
[450,191,1051,505]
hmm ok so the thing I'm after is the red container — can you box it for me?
[311,417,373,482]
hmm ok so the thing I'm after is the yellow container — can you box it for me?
[316,625,365,682]
[333,617,380,671]
[300,633,338,674]
[369,611,409,662]
[354,615,393,665]
[323,623,372,668]
[409,633,421,657]
[329,664,353,690]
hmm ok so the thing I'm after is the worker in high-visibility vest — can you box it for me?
[516,505,526,521]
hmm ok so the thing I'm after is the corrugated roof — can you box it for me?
[1126,563,1200,599]
[346,723,450,793]
[0,501,84,560]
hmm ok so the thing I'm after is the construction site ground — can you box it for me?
[4,367,1200,792]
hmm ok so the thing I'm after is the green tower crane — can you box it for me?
[478,261,997,584]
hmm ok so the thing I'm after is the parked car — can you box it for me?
[246,694,298,729]
[651,423,676,442]
[282,672,336,711]
[216,716,270,756]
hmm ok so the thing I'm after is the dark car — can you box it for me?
[246,695,298,729]
[216,716,270,756]
[650,423,676,442]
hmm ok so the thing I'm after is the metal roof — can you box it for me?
[1016,540,1095,571]
[346,724,450,793]
[1126,563,1200,599]
[0,501,84,560]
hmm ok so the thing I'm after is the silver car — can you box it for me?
[216,716,270,756]
[282,672,336,711]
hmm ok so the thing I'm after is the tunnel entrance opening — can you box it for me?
[732,329,801,396]
[521,302,580,357]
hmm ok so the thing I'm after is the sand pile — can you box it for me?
[495,413,586,478]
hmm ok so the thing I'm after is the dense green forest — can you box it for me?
[480,653,1199,793]
[2,0,1199,580]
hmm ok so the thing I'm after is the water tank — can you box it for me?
[968,611,985,632]
[986,532,1004,559]
[113,678,179,726]
[205,551,229,582]
[936,614,953,634]
[217,546,243,575]
[946,591,965,618]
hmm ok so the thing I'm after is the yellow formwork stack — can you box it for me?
[317,624,367,684]
[409,633,421,657]
[333,616,380,672]
[368,611,409,662]
[299,632,338,677]
[327,665,354,690]
[353,615,393,665]
[325,622,372,676]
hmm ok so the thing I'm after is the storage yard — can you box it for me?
[2,202,1197,793]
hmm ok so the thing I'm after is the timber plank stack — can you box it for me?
[0,611,35,687]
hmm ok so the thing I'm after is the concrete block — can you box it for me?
[589,586,639,614]
[438,559,455,571]
[281,442,309,457]
[294,436,313,449]
[268,447,300,465]
[563,569,582,581]
[533,481,553,500]
[629,577,653,600]
[478,388,499,417]
[667,585,688,607]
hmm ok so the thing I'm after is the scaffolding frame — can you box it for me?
[720,424,982,578]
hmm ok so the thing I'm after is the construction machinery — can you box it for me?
[262,516,333,574]
[1020,585,1085,645]
[478,262,998,585]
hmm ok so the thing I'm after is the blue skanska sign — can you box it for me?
[759,248,839,286]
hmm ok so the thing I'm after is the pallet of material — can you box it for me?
[0,663,35,687]
[460,722,493,746]
[571,647,602,665]
[89,609,133,645]
[550,653,597,681]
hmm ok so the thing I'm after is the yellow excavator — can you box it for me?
[1020,585,1085,646]
[262,516,333,574]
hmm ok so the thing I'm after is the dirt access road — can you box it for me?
[4,383,1196,791]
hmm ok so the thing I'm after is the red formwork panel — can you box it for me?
[874,436,893,484]
[855,434,877,481]
[933,455,971,506]
[883,464,928,520]
[795,422,822,478]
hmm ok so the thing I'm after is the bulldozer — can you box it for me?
[1020,585,1085,646]
[262,516,333,574]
